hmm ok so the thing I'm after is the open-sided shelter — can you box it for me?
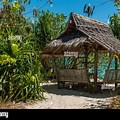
[42,12,120,89]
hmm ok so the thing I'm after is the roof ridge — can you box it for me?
[72,13,109,27]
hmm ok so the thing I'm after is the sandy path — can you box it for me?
[25,82,114,109]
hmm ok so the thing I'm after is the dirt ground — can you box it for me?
[24,82,116,109]
[0,82,118,109]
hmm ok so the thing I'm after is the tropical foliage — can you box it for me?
[110,0,120,39]
[0,34,45,102]
[33,10,66,50]
[0,0,45,101]
[109,13,120,40]
[0,0,66,102]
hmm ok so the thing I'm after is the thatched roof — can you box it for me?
[42,12,120,56]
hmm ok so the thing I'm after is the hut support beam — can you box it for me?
[94,50,98,86]
[103,53,113,83]
[52,57,60,88]
[107,54,113,71]
[115,57,118,88]
[84,53,90,83]
[72,57,77,69]
[62,57,65,69]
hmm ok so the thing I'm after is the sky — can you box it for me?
[0,0,118,23]
[23,0,119,24]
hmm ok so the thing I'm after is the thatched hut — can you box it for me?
[42,12,120,89]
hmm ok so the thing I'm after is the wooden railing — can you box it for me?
[104,69,120,83]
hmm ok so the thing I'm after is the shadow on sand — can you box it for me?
[42,82,118,99]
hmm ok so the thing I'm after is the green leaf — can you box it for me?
[12,1,20,11]
[117,7,120,10]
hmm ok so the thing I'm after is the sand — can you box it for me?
[25,82,114,109]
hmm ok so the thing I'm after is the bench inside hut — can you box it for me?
[57,69,87,88]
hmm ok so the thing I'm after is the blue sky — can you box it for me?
[6,0,117,23]
[23,0,118,23]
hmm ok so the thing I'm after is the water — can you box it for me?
[64,57,120,79]
[90,60,120,79]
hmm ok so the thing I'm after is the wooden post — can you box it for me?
[64,57,65,69]
[62,57,65,69]
[52,57,60,88]
[104,53,113,83]
[115,57,118,71]
[107,54,113,71]
[84,52,90,83]
[94,50,98,86]
[72,57,77,69]
[115,56,118,88]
